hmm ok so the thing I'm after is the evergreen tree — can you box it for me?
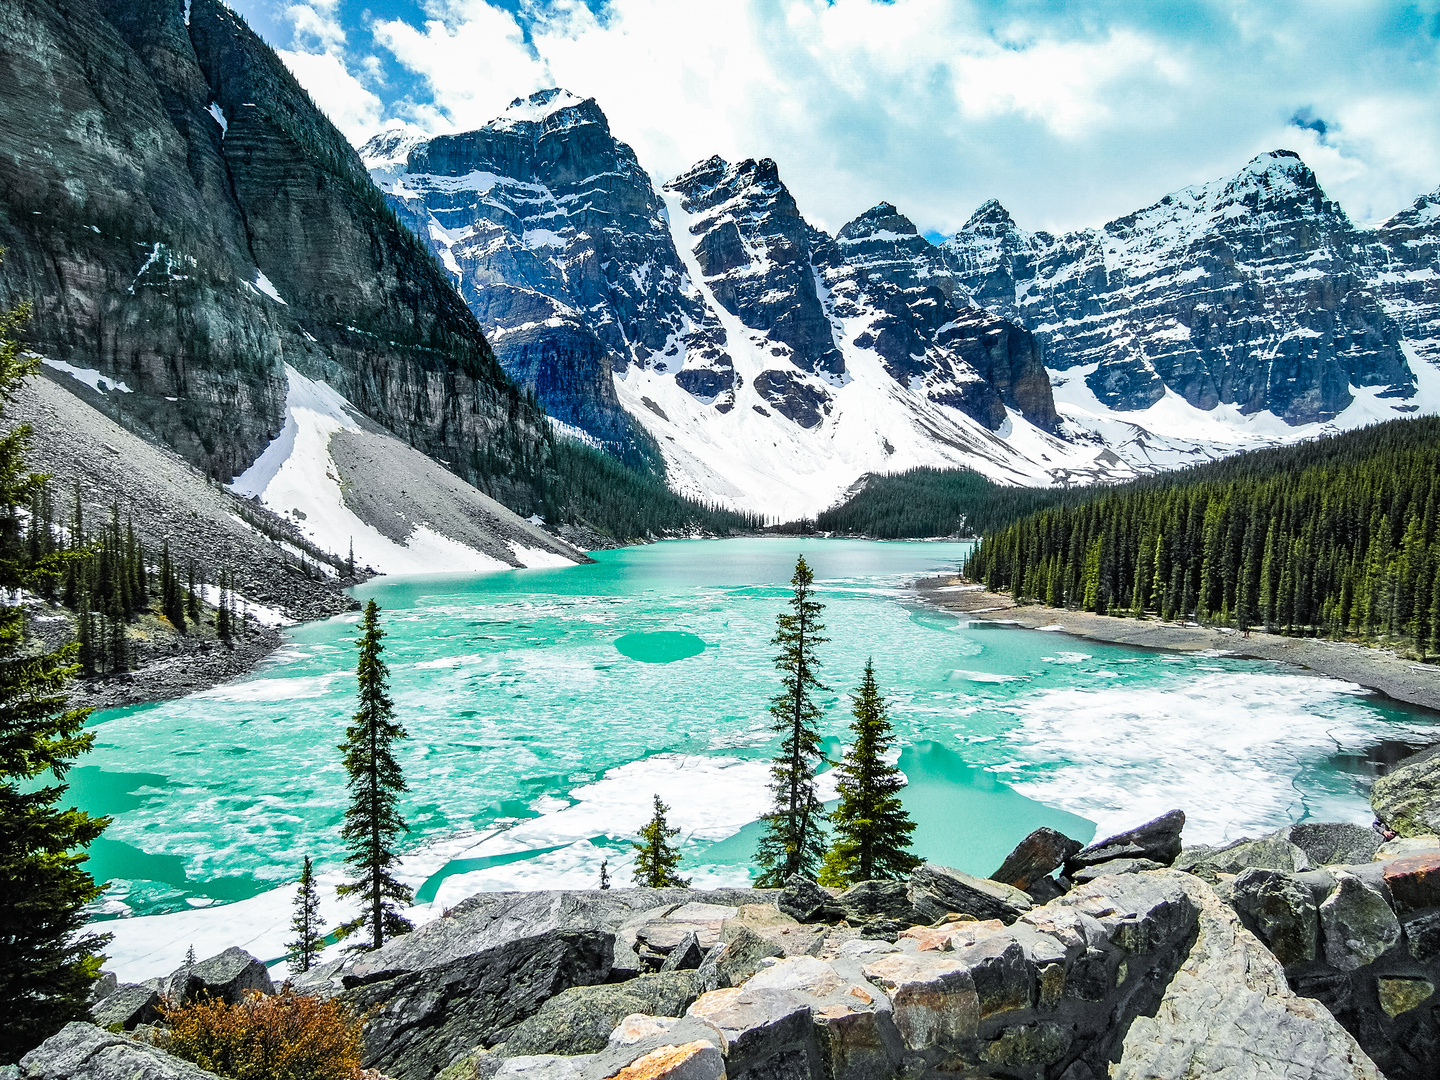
[598,857,610,890]
[346,540,355,580]
[0,286,110,1062]
[336,600,413,950]
[184,944,195,966]
[186,562,199,624]
[632,795,688,888]
[755,555,829,886]
[216,571,231,642]
[820,660,920,887]
[286,855,324,974]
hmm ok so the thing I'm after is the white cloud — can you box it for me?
[245,0,1440,237]
[276,49,383,140]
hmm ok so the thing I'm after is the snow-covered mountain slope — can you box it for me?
[368,96,1440,519]
[231,367,583,574]
[365,95,1136,519]
[944,151,1428,427]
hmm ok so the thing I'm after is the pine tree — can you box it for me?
[216,571,231,642]
[286,855,324,973]
[820,660,920,887]
[184,944,196,967]
[598,857,610,890]
[632,795,688,888]
[0,284,110,1062]
[346,540,355,580]
[755,555,829,887]
[336,600,413,951]
[186,561,199,624]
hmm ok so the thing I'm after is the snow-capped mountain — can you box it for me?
[944,151,1434,427]
[364,92,1128,518]
[365,95,1440,519]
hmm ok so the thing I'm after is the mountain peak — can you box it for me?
[492,88,603,133]
[962,199,1017,232]
[837,201,919,241]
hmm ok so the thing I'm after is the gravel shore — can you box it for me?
[914,575,1440,714]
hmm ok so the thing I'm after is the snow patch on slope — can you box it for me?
[230,367,516,576]
[41,358,132,394]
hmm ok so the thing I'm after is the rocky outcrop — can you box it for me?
[1113,874,1381,1079]
[0,0,547,505]
[945,151,1424,426]
[1371,742,1440,837]
[27,866,1404,1080]
[1216,836,1440,1080]
[88,985,161,1031]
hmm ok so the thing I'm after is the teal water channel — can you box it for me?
[76,538,1439,920]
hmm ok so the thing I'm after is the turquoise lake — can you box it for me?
[76,537,1440,922]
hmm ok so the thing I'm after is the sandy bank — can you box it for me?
[914,575,1440,714]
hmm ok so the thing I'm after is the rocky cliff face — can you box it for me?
[944,151,1426,426]
[368,97,1087,518]
[0,0,547,509]
[812,201,1058,433]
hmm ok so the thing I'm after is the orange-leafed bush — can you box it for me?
[155,987,364,1080]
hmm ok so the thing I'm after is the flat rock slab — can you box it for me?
[1113,876,1382,1079]
[21,1022,222,1080]
[1067,810,1185,874]
[908,863,1033,925]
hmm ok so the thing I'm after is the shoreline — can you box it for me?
[913,575,1440,715]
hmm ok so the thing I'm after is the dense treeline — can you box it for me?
[964,418,1440,656]
[812,468,1090,538]
[538,438,762,541]
[22,482,251,676]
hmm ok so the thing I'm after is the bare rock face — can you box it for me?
[160,947,273,1006]
[944,151,1424,426]
[992,828,1085,891]
[812,202,1059,433]
[1113,874,1381,1080]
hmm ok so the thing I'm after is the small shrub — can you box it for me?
[155,988,363,1080]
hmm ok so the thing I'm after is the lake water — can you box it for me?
[77,537,1439,931]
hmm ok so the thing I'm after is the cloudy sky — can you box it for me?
[227,0,1440,237]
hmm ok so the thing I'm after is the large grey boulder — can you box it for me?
[907,863,1033,925]
[831,880,916,937]
[501,973,700,1057]
[1287,823,1382,867]
[1230,868,1320,966]
[775,877,844,924]
[990,827,1084,890]
[19,1022,222,1080]
[162,948,273,1006]
[89,984,163,1031]
[1372,742,1440,838]
[694,924,784,990]
[1066,810,1185,875]
[1113,875,1382,1079]
[341,928,614,1080]
[1318,871,1401,971]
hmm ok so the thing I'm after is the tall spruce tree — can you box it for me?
[819,660,920,887]
[286,855,324,973]
[632,795,688,888]
[754,555,829,887]
[336,600,413,950]
[0,286,110,1062]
